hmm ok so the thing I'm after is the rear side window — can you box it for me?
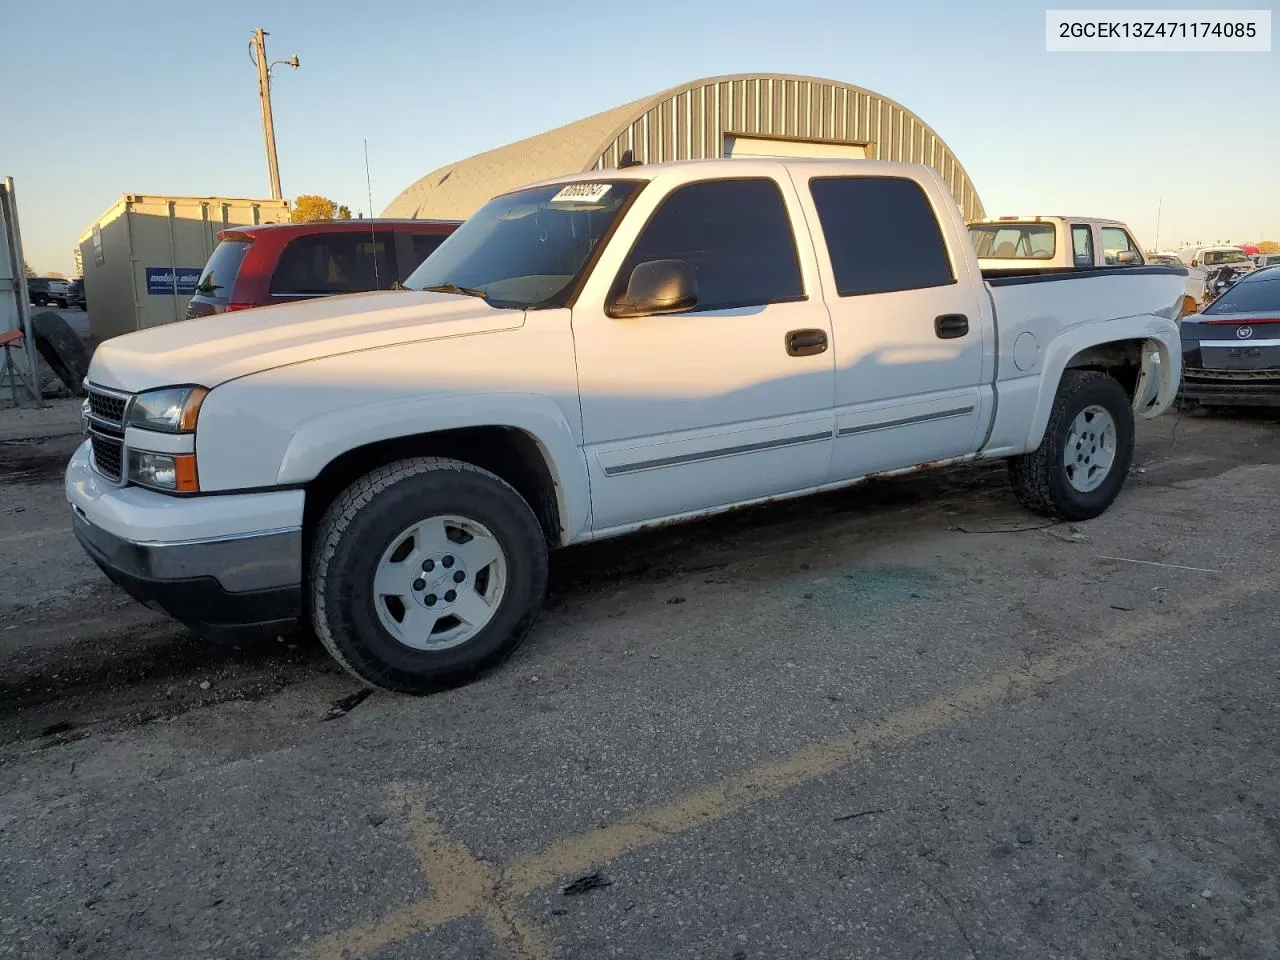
[809,177,955,296]
[1071,226,1095,266]
[1100,227,1144,265]
[613,178,804,312]
[270,232,397,295]
[194,240,251,302]
[397,232,449,283]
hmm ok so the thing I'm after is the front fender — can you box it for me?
[1025,315,1181,452]
[277,393,591,545]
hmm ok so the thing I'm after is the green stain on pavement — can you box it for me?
[786,564,940,619]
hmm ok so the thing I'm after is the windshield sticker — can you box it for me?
[550,183,612,204]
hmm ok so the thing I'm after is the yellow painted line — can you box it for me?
[309,786,549,960]
[301,579,1263,960]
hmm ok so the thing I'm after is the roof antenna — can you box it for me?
[364,138,379,288]
[618,149,642,169]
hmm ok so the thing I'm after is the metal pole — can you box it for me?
[3,177,41,402]
[252,28,283,200]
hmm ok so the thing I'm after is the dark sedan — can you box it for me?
[1180,265,1280,407]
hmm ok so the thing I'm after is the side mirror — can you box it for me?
[1190,259,1199,267]
[609,260,697,318]
[1115,250,1138,265]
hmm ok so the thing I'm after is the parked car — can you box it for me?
[66,277,87,310]
[184,219,461,319]
[1147,253,1182,267]
[1179,265,1280,408]
[68,158,1185,693]
[968,216,1150,272]
[1249,252,1280,270]
[27,277,70,308]
[1177,245,1254,312]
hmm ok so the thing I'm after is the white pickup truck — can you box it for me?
[68,158,1186,693]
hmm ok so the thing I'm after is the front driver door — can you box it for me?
[570,174,835,534]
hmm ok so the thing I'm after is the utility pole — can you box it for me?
[249,28,299,201]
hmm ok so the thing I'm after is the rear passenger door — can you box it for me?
[798,172,989,480]
[269,232,398,302]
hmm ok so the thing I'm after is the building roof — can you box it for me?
[383,73,984,222]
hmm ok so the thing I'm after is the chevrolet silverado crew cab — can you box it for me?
[68,159,1186,694]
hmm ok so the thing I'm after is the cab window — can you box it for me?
[1071,225,1095,267]
[1100,227,1144,266]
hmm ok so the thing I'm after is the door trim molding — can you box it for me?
[837,405,975,437]
[602,430,831,476]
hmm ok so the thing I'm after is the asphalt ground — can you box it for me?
[1,400,1277,960]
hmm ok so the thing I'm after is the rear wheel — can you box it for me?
[309,457,548,694]
[1008,371,1134,520]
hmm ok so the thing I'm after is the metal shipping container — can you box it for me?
[76,194,289,341]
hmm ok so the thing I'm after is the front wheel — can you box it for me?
[1008,371,1135,521]
[309,457,549,694]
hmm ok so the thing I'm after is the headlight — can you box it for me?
[128,386,208,433]
[128,450,199,492]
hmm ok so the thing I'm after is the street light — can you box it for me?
[248,28,300,201]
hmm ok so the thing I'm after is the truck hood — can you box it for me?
[87,291,526,392]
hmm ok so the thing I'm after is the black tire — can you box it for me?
[1008,371,1135,521]
[56,299,68,309]
[31,310,89,397]
[310,457,549,694]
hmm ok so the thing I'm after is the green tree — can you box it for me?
[290,194,353,222]
[23,259,34,277]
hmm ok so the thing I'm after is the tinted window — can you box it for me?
[1071,225,1095,266]
[968,224,1055,259]
[809,177,954,296]
[402,232,448,282]
[194,240,251,303]
[613,178,803,311]
[1100,227,1144,265]
[1202,273,1280,314]
[271,232,397,295]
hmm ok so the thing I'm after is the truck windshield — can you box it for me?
[968,224,1055,259]
[1202,250,1248,266]
[404,180,644,308]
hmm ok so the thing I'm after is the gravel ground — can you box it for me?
[0,401,1277,960]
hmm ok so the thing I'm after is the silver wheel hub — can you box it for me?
[1063,404,1117,494]
[373,515,508,651]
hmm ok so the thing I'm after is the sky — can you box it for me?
[5,0,1278,275]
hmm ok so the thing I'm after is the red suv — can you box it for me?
[185,219,460,318]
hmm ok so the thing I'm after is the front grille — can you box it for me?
[1184,368,1280,382]
[88,389,127,425]
[86,386,132,483]
[90,432,124,481]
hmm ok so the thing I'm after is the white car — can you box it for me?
[68,158,1185,693]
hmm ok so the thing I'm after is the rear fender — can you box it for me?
[276,393,590,544]
[1026,315,1181,451]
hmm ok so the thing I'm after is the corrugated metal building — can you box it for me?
[384,73,984,221]
[77,194,289,341]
